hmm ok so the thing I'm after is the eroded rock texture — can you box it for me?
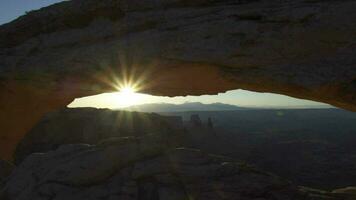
[1,136,310,200]
[14,108,183,165]
[0,0,355,159]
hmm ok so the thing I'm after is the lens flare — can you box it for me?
[120,86,136,94]
[113,85,141,107]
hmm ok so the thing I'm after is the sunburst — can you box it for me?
[112,85,141,107]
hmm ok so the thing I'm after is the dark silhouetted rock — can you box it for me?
[2,136,312,200]
[1,0,356,161]
[190,114,202,127]
[207,117,214,129]
[14,108,183,165]
[332,187,356,199]
[173,109,356,190]
[0,160,14,189]
[161,115,183,130]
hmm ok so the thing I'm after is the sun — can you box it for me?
[120,86,136,95]
[113,85,143,108]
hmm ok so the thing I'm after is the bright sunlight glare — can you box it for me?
[120,86,135,94]
[114,86,142,107]
[68,89,332,110]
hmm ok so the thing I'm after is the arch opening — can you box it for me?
[68,89,333,111]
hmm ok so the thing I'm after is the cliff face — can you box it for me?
[2,136,310,200]
[0,0,355,159]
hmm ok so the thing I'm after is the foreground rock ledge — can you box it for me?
[1,136,309,200]
[0,0,355,160]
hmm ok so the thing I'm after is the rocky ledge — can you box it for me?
[1,136,310,200]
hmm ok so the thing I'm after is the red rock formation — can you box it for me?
[0,0,355,160]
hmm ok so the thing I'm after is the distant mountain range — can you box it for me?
[122,102,246,112]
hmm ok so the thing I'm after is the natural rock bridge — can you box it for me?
[0,0,355,160]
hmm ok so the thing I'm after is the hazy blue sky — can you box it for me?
[1,1,331,109]
[0,0,64,25]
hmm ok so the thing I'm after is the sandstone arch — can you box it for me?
[0,0,355,160]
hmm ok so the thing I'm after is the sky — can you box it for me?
[0,0,332,109]
[0,0,64,25]
[68,89,331,109]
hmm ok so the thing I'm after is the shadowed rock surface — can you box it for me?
[3,109,355,199]
[0,160,14,189]
[14,108,183,165]
[331,187,356,200]
[172,109,356,190]
[14,108,356,191]
[0,0,355,160]
[2,136,313,200]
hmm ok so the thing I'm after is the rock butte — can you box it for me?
[0,0,355,160]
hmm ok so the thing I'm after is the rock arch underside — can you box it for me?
[0,0,355,160]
